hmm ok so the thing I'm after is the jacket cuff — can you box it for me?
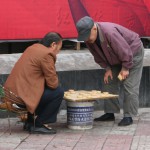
[121,66,129,71]
[105,66,111,71]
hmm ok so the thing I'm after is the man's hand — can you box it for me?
[119,68,129,80]
[104,69,113,84]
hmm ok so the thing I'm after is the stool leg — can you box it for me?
[5,101,11,134]
[7,111,11,135]
[33,113,35,129]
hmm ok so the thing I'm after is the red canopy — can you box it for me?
[0,0,150,40]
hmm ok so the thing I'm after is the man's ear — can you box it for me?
[50,42,56,47]
[93,24,97,31]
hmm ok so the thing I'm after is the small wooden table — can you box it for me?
[64,90,118,130]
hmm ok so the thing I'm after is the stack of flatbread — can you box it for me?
[64,89,118,102]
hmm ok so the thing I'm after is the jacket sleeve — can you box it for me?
[107,31,133,69]
[40,54,58,89]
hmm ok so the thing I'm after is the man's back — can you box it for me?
[4,43,58,113]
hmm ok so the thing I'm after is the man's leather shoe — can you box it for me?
[23,121,33,131]
[29,125,56,134]
[94,113,115,121]
[118,117,133,126]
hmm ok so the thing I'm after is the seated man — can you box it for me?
[4,32,64,134]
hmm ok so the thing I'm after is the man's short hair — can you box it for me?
[40,32,62,47]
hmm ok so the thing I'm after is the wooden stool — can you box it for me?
[0,84,28,134]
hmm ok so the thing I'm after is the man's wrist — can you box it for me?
[121,66,129,71]
[105,66,111,71]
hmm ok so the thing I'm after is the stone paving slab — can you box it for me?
[0,108,150,150]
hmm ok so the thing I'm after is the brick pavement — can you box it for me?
[0,108,150,150]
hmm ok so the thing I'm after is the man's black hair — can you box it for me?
[40,32,62,47]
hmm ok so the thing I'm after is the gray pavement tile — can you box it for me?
[49,139,77,147]
[0,143,18,150]
[45,145,74,150]
[131,136,150,150]
[79,135,107,141]
[93,121,115,127]
[74,140,99,149]
[24,134,55,143]
[109,124,137,135]
[135,121,150,136]
[103,135,132,150]
[75,135,106,150]
[54,132,83,140]
[16,143,47,150]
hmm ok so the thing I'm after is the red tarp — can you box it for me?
[0,0,150,40]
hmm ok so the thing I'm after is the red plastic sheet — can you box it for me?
[0,0,150,40]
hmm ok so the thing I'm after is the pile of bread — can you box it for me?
[64,90,118,101]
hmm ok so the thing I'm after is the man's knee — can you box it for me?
[56,86,64,99]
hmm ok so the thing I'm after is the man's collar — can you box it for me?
[95,23,104,43]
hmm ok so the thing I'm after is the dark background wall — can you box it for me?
[0,38,149,54]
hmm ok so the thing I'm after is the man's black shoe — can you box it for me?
[118,117,133,126]
[23,121,33,131]
[94,113,115,121]
[29,125,57,134]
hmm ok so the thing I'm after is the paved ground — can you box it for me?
[0,108,150,150]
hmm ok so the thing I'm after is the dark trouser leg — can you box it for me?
[103,65,121,113]
[35,86,64,125]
